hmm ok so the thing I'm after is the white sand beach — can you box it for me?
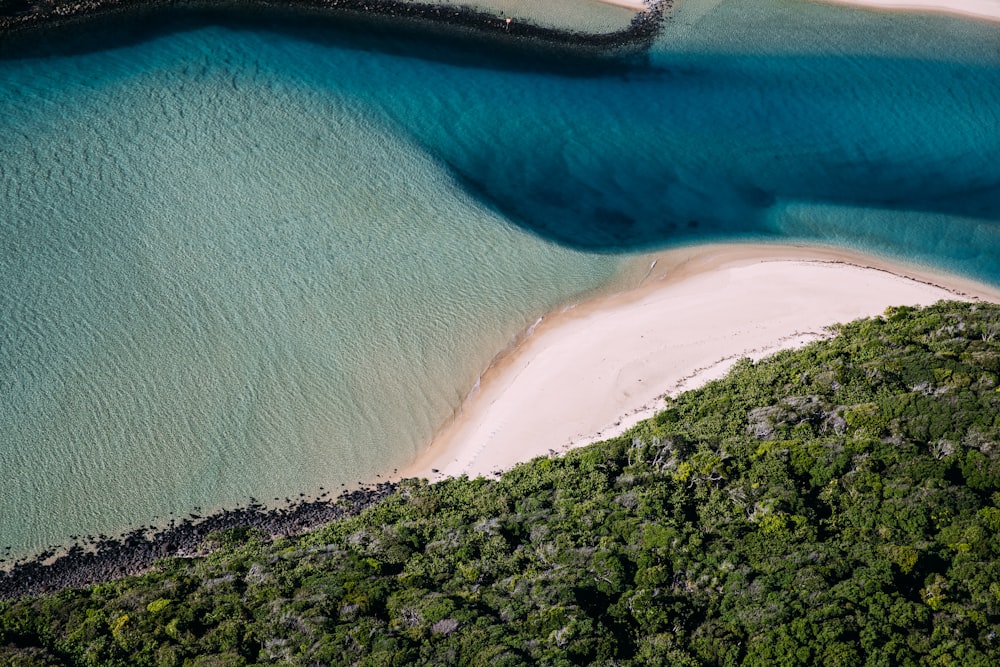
[596,0,1000,21]
[597,0,650,9]
[400,0,1000,486]
[403,244,1000,482]
[817,0,1000,21]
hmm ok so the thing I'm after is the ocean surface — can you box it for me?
[2,0,999,559]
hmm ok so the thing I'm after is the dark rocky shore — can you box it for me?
[0,482,398,600]
[0,0,670,52]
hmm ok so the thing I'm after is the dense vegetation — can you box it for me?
[3,300,1000,666]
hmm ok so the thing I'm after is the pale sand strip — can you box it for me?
[402,244,1000,482]
[816,0,1000,21]
[596,0,650,9]
[594,0,1000,21]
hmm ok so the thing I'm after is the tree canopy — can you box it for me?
[3,300,1000,665]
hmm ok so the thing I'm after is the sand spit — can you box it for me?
[405,244,1000,482]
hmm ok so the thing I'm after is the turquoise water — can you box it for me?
[2,0,1000,557]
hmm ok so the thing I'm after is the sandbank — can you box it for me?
[596,0,651,10]
[597,0,1000,21]
[403,244,1000,481]
[816,0,1000,21]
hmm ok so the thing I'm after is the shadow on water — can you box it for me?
[3,6,1000,275]
[386,49,1000,269]
[444,132,1000,253]
[513,17,1000,265]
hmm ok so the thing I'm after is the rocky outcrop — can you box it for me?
[0,0,671,53]
[0,482,397,600]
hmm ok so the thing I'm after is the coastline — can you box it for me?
[1,0,998,603]
[403,243,1000,482]
[0,484,398,599]
[815,0,1000,21]
[0,0,668,53]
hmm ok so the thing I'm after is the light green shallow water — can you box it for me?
[0,44,626,556]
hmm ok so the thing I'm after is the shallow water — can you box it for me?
[1,0,999,558]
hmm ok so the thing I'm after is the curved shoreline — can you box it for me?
[403,243,1000,482]
[5,244,999,600]
[2,0,999,603]
[0,0,670,54]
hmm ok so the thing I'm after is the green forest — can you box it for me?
[3,300,1000,666]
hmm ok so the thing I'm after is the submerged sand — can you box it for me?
[403,244,1000,481]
